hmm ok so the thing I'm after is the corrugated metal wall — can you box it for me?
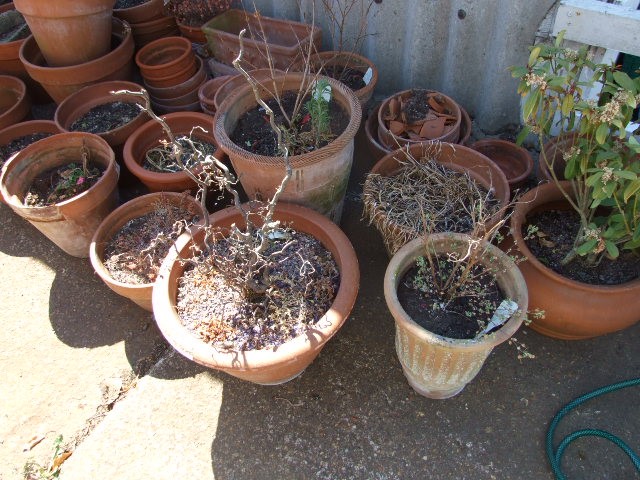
[246,0,555,131]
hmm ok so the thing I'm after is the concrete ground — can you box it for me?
[1,124,639,480]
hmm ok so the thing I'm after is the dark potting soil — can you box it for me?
[524,209,640,285]
[0,132,54,166]
[403,89,432,124]
[143,136,217,173]
[322,65,366,91]
[397,260,506,340]
[0,12,29,43]
[69,102,141,135]
[114,0,149,8]
[103,199,200,285]
[230,91,350,157]
[177,230,340,351]
[24,162,104,207]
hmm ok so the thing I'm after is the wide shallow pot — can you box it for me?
[14,0,115,67]
[153,202,360,385]
[54,80,150,161]
[0,132,119,257]
[506,181,640,339]
[214,72,362,223]
[384,233,528,399]
[90,191,202,311]
[470,139,533,192]
[366,142,510,255]
[19,17,134,104]
[135,35,195,85]
[114,0,164,25]
[0,74,30,130]
[123,111,219,192]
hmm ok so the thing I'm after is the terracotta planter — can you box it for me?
[470,139,533,192]
[153,202,360,385]
[114,0,164,25]
[144,56,206,101]
[177,19,206,43]
[19,18,134,104]
[123,111,220,192]
[13,0,115,67]
[90,191,202,311]
[506,181,640,339]
[130,15,179,48]
[366,142,510,255]
[0,74,30,130]
[384,233,527,399]
[54,80,150,162]
[378,89,462,149]
[202,9,322,70]
[309,51,378,107]
[198,75,231,116]
[212,69,284,111]
[151,97,201,114]
[135,35,196,85]
[0,3,28,78]
[214,72,362,223]
[0,132,119,257]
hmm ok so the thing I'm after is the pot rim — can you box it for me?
[135,35,192,73]
[469,138,533,186]
[0,74,27,119]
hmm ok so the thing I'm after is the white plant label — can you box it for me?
[363,67,373,85]
[478,299,519,336]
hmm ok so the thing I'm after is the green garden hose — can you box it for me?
[546,377,640,479]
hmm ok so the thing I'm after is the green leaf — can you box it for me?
[586,172,603,186]
[605,241,620,258]
[561,94,574,116]
[576,239,598,255]
[516,126,531,145]
[523,92,540,121]
[528,46,542,67]
[564,158,578,179]
[633,223,640,241]
[595,123,609,145]
[510,66,528,78]
[624,237,640,249]
[623,179,640,202]
[555,30,566,47]
[613,71,637,94]
[614,170,637,181]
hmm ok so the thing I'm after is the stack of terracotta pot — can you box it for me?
[135,35,205,114]
[114,0,179,49]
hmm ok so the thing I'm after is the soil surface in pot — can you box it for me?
[25,162,104,206]
[0,133,55,167]
[0,10,29,42]
[230,91,350,156]
[143,136,216,172]
[397,258,506,339]
[69,102,142,135]
[177,229,339,351]
[524,209,640,285]
[103,197,200,284]
[114,0,149,8]
[321,66,365,91]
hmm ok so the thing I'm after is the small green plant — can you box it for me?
[305,78,332,148]
[510,31,640,265]
[23,435,70,480]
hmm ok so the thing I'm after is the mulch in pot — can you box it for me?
[0,132,55,167]
[24,162,104,206]
[321,65,365,91]
[114,0,150,8]
[69,101,142,135]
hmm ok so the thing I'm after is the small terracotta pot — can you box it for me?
[14,0,115,67]
[54,80,150,163]
[130,16,179,48]
[212,69,284,111]
[384,233,527,399]
[136,36,196,84]
[113,0,164,25]
[505,181,640,339]
[123,111,220,192]
[19,18,134,104]
[0,132,119,257]
[144,56,206,101]
[90,191,202,311]
[177,19,206,43]
[152,202,360,385]
[198,75,231,115]
[0,75,30,130]
[470,139,533,192]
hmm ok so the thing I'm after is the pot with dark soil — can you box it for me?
[504,181,640,339]
[0,3,30,79]
[114,0,164,25]
[90,191,202,311]
[214,72,361,222]
[0,132,119,257]
[164,0,233,43]
[384,232,527,399]
[469,138,533,193]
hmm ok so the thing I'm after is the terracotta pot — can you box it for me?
[144,56,206,101]
[214,72,362,223]
[13,0,115,67]
[537,133,578,182]
[384,232,527,399]
[135,35,195,84]
[0,3,28,78]
[0,74,30,130]
[366,142,510,255]
[153,202,360,385]
[378,89,462,149]
[459,106,472,146]
[151,97,201,114]
[505,181,640,339]
[113,0,164,25]
[0,132,119,257]
[177,19,206,43]
[309,51,378,107]
[19,18,134,104]
[202,9,322,70]
[212,69,284,111]
[470,139,533,192]
[130,15,179,48]
[90,191,202,311]
[123,111,220,192]
[198,75,231,115]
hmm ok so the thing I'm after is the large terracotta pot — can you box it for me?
[365,142,510,255]
[212,69,284,111]
[152,202,360,385]
[123,111,220,192]
[506,181,640,339]
[113,0,164,25]
[213,72,362,223]
[54,80,150,162]
[90,191,202,311]
[19,18,134,104]
[384,233,528,399]
[0,74,30,130]
[13,0,115,67]
[470,138,533,193]
[0,132,119,257]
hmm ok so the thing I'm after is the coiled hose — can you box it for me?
[546,377,640,479]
